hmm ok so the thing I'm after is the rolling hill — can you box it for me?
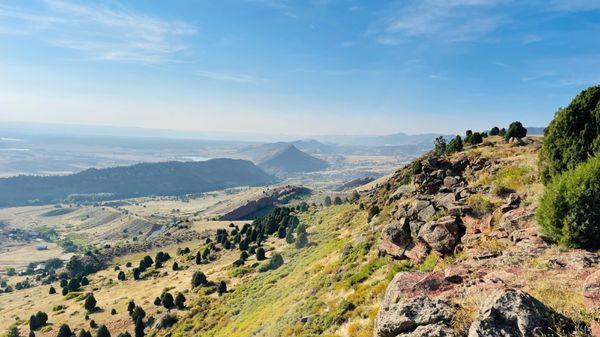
[0,159,274,207]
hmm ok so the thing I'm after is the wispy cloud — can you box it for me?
[197,70,265,84]
[549,0,600,12]
[372,0,508,44]
[0,0,196,64]
[246,0,298,17]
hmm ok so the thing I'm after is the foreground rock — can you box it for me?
[583,270,600,336]
[468,289,573,337]
[374,295,456,337]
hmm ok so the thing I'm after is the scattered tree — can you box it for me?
[333,196,342,205]
[446,135,463,154]
[434,136,447,155]
[134,317,144,337]
[191,271,207,288]
[49,286,56,294]
[175,292,186,309]
[295,224,308,249]
[57,324,72,337]
[489,126,500,136]
[97,325,111,337]
[256,247,266,261]
[161,292,175,310]
[84,293,97,312]
[218,281,227,295]
[78,330,92,337]
[504,121,527,141]
[127,301,136,316]
[324,196,332,207]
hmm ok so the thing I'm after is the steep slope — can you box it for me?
[0,159,274,206]
[365,136,598,336]
[259,144,329,173]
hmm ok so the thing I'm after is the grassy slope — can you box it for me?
[169,204,390,337]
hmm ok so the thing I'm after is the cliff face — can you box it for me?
[366,136,599,336]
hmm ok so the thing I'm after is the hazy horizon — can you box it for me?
[2,0,599,135]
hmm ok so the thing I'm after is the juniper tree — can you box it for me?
[97,325,111,337]
[218,280,227,295]
[161,292,175,310]
[84,293,97,312]
[191,271,207,288]
[175,292,186,309]
[57,324,72,337]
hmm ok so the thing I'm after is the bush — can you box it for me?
[84,293,97,312]
[57,324,72,337]
[537,153,600,249]
[466,195,494,217]
[446,135,463,154]
[174,292,186,309]
[97,325,111,337]
[256,247,266,261]
[504,121,527,141]
[161,292,175,309]
[492,165,532,196]
[158,314,178,329]
[191,271,207,288]
[539,86,600,182]
[434,136,447,155]
[218,280,227,295]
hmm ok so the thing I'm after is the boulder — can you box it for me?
[418,216,461,254]
[434,193,456,210]
[443,176,460,188]
[468,289,573,337]
[409,200,431,217]
[375,295,456,337]
[418,204,437,221]
[379,221,412,258]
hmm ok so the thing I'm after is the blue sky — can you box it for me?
[1,0,599,136]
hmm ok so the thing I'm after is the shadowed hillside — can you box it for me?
[0,159,274,207]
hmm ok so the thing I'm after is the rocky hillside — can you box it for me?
[365,135,599,336]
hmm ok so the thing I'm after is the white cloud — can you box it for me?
[0,0,196,64]
[373,0,508,44]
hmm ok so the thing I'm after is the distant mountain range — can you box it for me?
[258,144,329,173]
[0,159,274,207]
[312,132,445,147]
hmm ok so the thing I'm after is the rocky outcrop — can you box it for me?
[219,186,311,220]
[377,155,485,261]
[374,295,456,337]
[468,289,573,337]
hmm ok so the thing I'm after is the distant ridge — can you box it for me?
[259,144,328,173]
[526,126,545,135]
[0,159,274,207]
